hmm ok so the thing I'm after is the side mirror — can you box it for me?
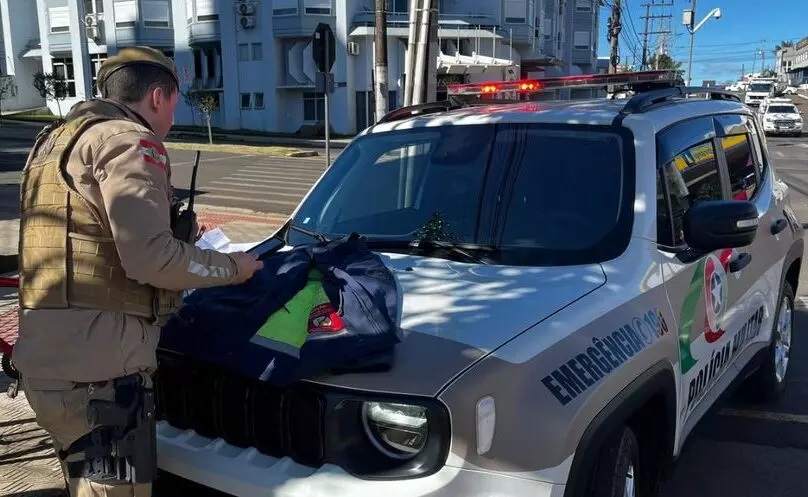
[683,200,759,252]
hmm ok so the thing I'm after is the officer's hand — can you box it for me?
[229,252,264,284]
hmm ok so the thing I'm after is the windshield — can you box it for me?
[286,123,634,266]
[748,83,772,92]
[768,105,797,114]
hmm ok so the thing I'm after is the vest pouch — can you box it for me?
[152,287,183,326]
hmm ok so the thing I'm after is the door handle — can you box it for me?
[772,218,788,235]
[729,253,752,273]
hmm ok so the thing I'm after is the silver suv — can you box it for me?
[153,72,804,497]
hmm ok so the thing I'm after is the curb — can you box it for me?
[288,150,319,157]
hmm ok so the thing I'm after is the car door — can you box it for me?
[655,116,763,434]
[723,113,792,361]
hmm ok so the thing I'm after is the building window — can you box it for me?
[388,0,407,13]
[48,6,70,33]
[574,31,590,50]
[504,0,525,23]
[303,92,326,121]
[304,0,331,15]
[143,0,171,28]
[115,0,137,27]
[251,43,263,60]
[240,93,251,109]
[273,0,298,16]
[52,57,77,98]
[84,0,103,14]
[254,92,265,109]
[90,53,107,96]
[238,43,250,61]
[576,0,592,11]
[193,50,203,79]
[196,0,219,21]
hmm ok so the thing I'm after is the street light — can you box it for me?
[683,2,722,86]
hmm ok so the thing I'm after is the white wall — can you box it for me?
[1,0,45,112]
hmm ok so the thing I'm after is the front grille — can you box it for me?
[775,120,795,126]
[154,351,326,467]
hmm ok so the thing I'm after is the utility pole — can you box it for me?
[640,2,673,70]
[403,0,420,106]
[685,0,696,85]
[641,3,651,70]
[607,0,622,73]
[426,2,439,103]
[374,0,388,122]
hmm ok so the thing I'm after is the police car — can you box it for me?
[758,97,803,137]
[153,71,803,497]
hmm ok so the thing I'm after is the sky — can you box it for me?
[596,0,808,84]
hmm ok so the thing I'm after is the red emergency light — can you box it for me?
[447,70,681,96]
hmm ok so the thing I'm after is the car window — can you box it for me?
[747,118,769,178]
[720,134,758,200]
[498,127,624,253]
[657,139,723,247]
[767,105,797,114]
[288,123,634,266]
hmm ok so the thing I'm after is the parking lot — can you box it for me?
[2,121,808,497]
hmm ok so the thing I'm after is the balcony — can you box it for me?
[187,19,221,45]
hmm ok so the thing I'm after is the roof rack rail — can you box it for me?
[619,86,741,115]
[375,95,521,125]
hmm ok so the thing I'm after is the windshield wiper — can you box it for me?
[287,223,331,242]
[362,239,496,264]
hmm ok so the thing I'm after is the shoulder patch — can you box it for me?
[138,139,168,170]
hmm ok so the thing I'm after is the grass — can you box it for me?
[164,140,309,157]
[1,112,314,157]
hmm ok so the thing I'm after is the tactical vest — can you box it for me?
[18,114,183,325]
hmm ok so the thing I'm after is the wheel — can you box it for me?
[589,426,641,497]
[1,351,20,381]
[746,281,794,403]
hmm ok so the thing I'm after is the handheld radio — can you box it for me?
[171,150,200,243]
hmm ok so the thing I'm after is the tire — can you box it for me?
[589,426,641,497]
[746,281,794,403]
[1,351,20,381]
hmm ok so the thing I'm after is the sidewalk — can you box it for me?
[0,118,352,150]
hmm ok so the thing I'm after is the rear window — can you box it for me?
[767,105,797,114]
[287,123,635,266]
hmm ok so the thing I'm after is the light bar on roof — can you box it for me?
[447,70,681,96]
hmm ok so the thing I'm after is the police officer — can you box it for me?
[14,46,263,497]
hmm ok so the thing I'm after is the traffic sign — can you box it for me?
[312,22,336,73]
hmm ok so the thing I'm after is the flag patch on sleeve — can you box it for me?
[138,139,168,170]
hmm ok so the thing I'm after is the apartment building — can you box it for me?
[790,36,808,86]
[775,45,796,85]
[11,0,600,134]
[0,0,46,112]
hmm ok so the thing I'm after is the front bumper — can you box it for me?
[156,422,565,497]
[763,121,803,134]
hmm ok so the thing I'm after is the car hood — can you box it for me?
[306,252,606,397]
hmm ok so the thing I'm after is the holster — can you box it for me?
[58,374,157,485]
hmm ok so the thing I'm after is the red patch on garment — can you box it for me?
[308,303,346,334]
[138,139,168,171]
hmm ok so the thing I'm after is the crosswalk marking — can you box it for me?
[211,180,311,192]
[239,167,324,178]
[209,182,309,197]
[221,175,315,188]
[228,171,320,180]
[201,193,302,206]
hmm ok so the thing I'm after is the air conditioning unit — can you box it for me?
[240,15,255,29]
[347,41,359,55]
[237,0,256,16]
[84,13,98,26]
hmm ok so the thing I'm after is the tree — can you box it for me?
[33,72,69,117]
[0,76,15,124]
[181,90,219,144]
[647,53,682,71]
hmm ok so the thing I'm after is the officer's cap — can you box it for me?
[96,46,179,96]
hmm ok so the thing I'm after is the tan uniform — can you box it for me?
[15,98,240,497]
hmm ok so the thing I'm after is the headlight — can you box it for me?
[766,116,774,122]
[362,402,429,459]
[322,394,450,479]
